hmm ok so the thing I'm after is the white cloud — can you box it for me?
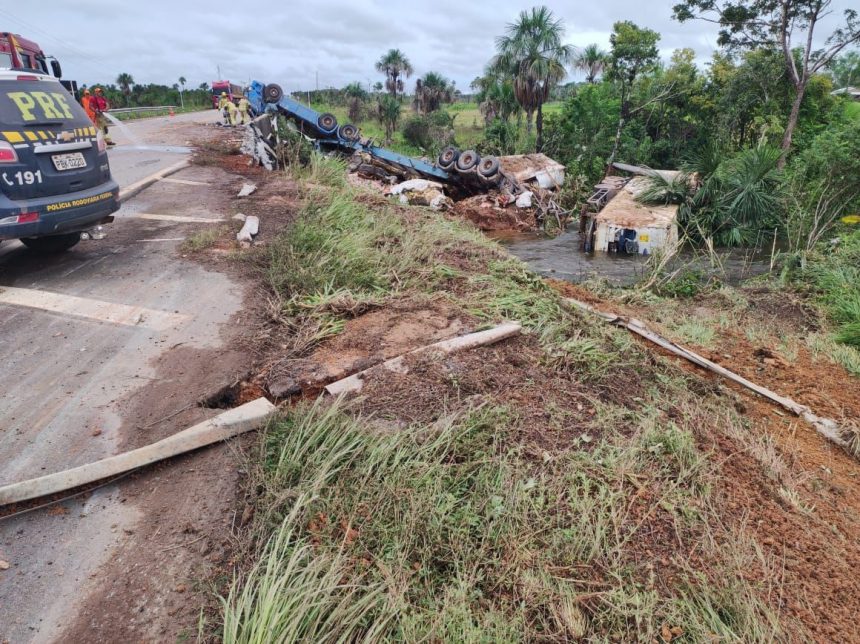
[6,1,856,91]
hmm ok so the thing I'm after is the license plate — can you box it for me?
[52,152,87,171]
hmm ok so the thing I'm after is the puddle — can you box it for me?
[490,229,773,287]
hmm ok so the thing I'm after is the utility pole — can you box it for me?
[315,70,319,92]
[217,64,222,80]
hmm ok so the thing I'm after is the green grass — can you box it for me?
[845,100,860,120]
[222,394,784,642]
[181,226,223,251]
[800,230,860,351]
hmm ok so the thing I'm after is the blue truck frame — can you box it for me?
[247,80,452,182]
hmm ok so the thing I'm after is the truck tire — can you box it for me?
[455,149,480,172]
[317,113,338,135]
[263,84,284,103]
[338,124,359,142]
[21,233,81,253]
[478,156,500,178]
[437,146,459,170]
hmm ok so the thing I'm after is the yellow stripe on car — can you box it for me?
[3,131,24,143]
[24,132,38,141]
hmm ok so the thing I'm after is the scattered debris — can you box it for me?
[565,297,853,453]
[237,183,257,197]
[0,559,9,570]
[515,191,533,209]
[387,179,452,210]
[0,398,276,507]
[325,322,522,396]
[498,154,565,189]
[232,213,247,222]
[236,215,259,243]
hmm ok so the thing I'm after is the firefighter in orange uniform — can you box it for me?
[81,89,97,125]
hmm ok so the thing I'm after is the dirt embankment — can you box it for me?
[548,280,860,641]
[183,128,860,641]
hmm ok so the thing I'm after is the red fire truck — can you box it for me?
[210,80,243,108]
[0,32,77,96]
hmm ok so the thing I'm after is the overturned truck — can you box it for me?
[246,80,520,196]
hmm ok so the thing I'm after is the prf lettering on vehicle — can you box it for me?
[6,91,76,121]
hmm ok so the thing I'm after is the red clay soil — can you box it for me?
[546,281,860,641]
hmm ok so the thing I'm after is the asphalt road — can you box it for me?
[0,109,243,642]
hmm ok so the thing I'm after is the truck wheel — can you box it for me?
[478,156,500,178]
[317,113,338,134]
[263,84,283,103]
[21,233,81,253]
[455,149,480,172]
[338,124,359,142]
[437,146,459,170]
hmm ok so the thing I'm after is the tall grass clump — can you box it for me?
[800,229,860,351]
[222,395,785,642]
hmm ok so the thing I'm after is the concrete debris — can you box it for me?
[236,215,259,243]
[388,179,452,211]
[232,213,247,222]
[515,191,533,209]
[237,183,257,197]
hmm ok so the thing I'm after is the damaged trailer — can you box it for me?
[582,163,680,255]
[245,80,515,196]
[246,81,548,197]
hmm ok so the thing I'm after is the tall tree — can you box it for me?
[375,49,414,100]
[606,21,660,169]
[376,94,402,144]
[673,0,860,166]
[115,72,135,106]
[178,76,186,109]
[830,49,860,86]
[344,82,368,122]
[574,44,609,83]
[490,6,573,150]
[472,72,521,124]
[413,71,454,114]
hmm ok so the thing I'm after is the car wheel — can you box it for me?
[455,149,480,172]
[21,233,81,253]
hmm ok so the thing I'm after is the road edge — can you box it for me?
[118,158,191,204]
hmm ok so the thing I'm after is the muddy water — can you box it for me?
[489,229,773,286]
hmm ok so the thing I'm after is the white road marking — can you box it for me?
[135,213,223,223]
[140,237,186,242]
[0,286,189,331]
[160,177,210,186]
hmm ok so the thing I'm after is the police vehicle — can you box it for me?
[0,67,119,252]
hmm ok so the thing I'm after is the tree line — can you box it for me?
[80,73,213,110]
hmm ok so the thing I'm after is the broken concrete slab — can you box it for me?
[236,215,259,243]
[237,183,257,197]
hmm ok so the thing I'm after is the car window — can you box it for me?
[0,53,12,68]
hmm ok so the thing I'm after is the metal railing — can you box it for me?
[106,105,178,116]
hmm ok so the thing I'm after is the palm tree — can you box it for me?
[472,72,521,124]
[344,82,368,122]
[177,76,186,109]
[574,44,608,83]
[376,94,402,144]
[490,6,572,151]
[116,72,134,106]
[413,71,454,114]
[375,49,413,100]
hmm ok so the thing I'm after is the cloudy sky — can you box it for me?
[7,1,856,92]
